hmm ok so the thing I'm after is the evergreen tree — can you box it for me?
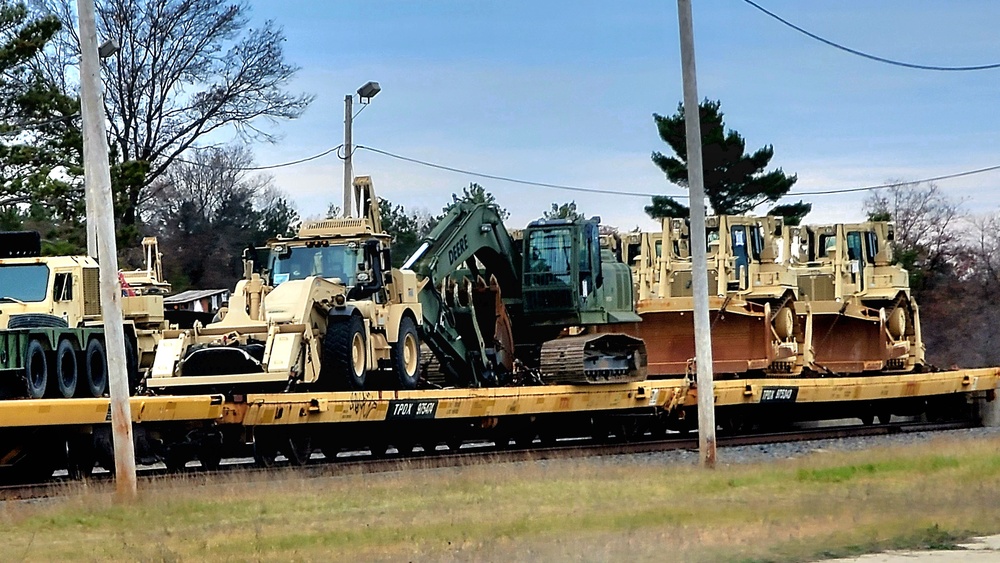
[648,99,806,221]
[542,201,584,221]
[0,3,82,252]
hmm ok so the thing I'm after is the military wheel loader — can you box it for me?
[146,176,423,392]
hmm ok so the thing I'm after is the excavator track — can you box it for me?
[539,333,647,385]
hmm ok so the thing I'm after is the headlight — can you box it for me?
[356,272,371,283]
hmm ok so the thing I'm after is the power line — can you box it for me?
[355,145,665,197]
[169,141,1000,200]
[357,144,1000,200]
[789,164,1000,195]
[0,113,81,136]
[742,0,1000,71]
[177,145,343,171]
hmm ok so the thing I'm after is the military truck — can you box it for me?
[146,176,424,392]
[0,232,169,398]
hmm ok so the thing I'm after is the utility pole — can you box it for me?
[83,135,97,258]
[343,94,353,218]
[77,0,138,499]
[677,0,717,468]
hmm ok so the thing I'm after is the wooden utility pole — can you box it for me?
[677,0,717,468]
[77,0,138,500]
[343,93,353,217]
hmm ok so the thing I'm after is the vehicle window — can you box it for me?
[846,232,863,261]
[818,235,836,258]
[0,264,50,302]
[525,228,573,286]
[865,231,878,263]
[53,272,72,301]
[270,245,360,285]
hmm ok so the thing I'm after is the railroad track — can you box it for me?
[0,419,976,502]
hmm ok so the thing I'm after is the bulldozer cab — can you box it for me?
[790,221,902,302]
[652,215,785,299]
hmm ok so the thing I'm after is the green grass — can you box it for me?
[3,435,1000,562]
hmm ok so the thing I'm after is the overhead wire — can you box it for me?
[741,0,1000,71]
[354,145,665,197]
[162,142,1000,200]
[176,145,343,171]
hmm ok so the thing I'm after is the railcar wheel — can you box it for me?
[324,315,367,389]
[66,434,96,479]
[253,435,279,468]
[393,442,415,455]
[53,339,79,398]
[24,339,48,399]
[283,435,312,466]
[163,449,189,472]
[197,432,224,470]
[83,339,108,397]
[391,316,420,390]
[369,442,390,458]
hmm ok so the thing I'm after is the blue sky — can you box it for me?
[241,0,1000,231]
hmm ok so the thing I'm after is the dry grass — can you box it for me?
[3,436,1000,562]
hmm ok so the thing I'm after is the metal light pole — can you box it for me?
[343,81,380,217]
[77,0,138,499]
[677,0,717,468]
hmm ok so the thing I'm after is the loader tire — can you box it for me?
[324,315,367,390]
[391,316,420,390]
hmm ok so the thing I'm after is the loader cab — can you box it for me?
[267,241,361,287]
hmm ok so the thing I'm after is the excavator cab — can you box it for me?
[521,217,639,326]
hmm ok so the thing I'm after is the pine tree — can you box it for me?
[647,99,807,222]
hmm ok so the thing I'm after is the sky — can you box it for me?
[237,0,1000,232]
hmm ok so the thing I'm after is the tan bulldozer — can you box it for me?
[786,221,924,373]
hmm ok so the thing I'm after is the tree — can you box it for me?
[40,0,312,241]
[0,2,82,251]
[378,198,436,268]
[442,182,509,220]
[145,144,299,289]
[863,180,963,292]
[543,201,584,221]
[767,200,812,226]
[648,99,802,220]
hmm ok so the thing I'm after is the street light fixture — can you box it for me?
[357,81,380,102]
[344,81,380,217]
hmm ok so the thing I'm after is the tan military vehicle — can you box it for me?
[608,215,803,377]
[0,233,169,398]
[146,176,423,392]
[786,221,924,373]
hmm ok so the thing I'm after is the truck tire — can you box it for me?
[53,338,78,398]
[24,339,47,399]
[324,315,367,389]
[124,335,141,394]
[83,338,108,397]
[391,316,421,390]
[8,313,68,329]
